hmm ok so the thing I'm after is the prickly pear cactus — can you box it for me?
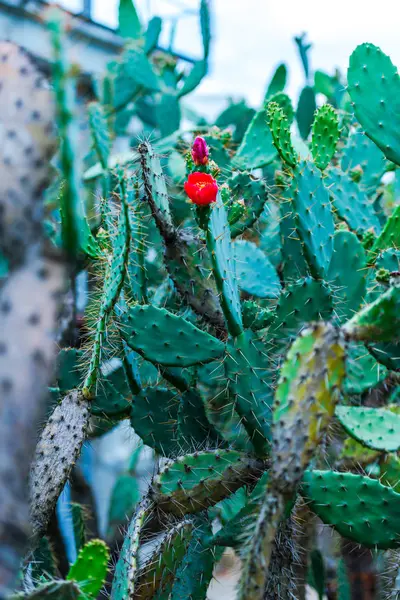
[2,7,400,600]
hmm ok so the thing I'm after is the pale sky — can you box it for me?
[60,0,400,118]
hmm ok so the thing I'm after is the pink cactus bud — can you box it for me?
[191,136,209,166]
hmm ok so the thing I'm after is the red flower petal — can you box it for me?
[184,172,218,206]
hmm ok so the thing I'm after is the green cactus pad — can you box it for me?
[107,473,140,539]
[126,197,148,304]
[289,161,334,279]
[340,436,381,468]
[115,45,160,104]
[229,173,269,238]
[152,449,262,516]
[31,536,57,581]
[57,348,84,392]
[335,406,400,452]
[178,390,220,449]
[311,104,340,170]
[242,300,274,331]
[207,193,243,336]
[234,240,281,299]
[67,539,109,598]
[233,105,277,170]
[164,230,225,333]
[376,248,400,272]
[87,102,110,171]
[200,361,253,453]
[268,92,294,123]
[341,129,387,195]
[83,189,131,396]
[343,285,400,342]
[380,454,400,493]
[296,85,316,140]
[121,304,225,367]
[215,100,255,144]
[91,365,132,417]
[212,471,269,548]
[302,469,400,548]
[156,93,181,137]
[368,341,400,371]
[272,323,345,487]
[344,342,387,394]
[270,277,333,344]
[267,101,298,167]
[130,388,180,457]
[327,168,381,235]
[57,349,131,416]
[71,503,86,555]
[226,331,274,456]
[370,205,400,258]
[170,516,215,600]
[279,200,309,281]
[139,141,174,238]
[259,197,282,268]
[348,43,400,166]
[111,502,149,600]
[134,521,193,599]
[328,230,367,323]
[265,63,287,99]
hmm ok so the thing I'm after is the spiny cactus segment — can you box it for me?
[3,13,400,600]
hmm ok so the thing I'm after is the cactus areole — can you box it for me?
[184,172,218,205]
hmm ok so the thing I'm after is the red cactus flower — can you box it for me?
[184,172,218,206]
[191,136,209,165]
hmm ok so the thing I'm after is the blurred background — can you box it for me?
[2,0,400,118]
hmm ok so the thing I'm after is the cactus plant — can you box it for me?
[3,6,400,600]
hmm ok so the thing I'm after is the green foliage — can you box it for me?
[111,502,149,599]
[296,85,316,140]
[327,168,381,234]
[47,10,83,260]
[152,449,262,515]
[71,503,86,555]
[327,230,367,322]
[308,549,326,600]
[311,104,340,170]
[343,285,400,342]
[7,17,400,600]
[121,304,225,366]
[107,447,141,539]
[134,521,194,599]
[130,387,180,456]
[302,470,400,548]
[118,0,142,39]
[170,516,214,600]
[341,128,387,194]
[348,43,400,166]
[206,193,243,336]
[270,277,333,346]
[234,240,281,298]
[67,539,109,598]
[265,63,288,99]
[229,173,269,238]
[233,104,277,169]
[289,161,334,278]
[335,406,400,451]
[267,101,298,167]
[268,92,294,123]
